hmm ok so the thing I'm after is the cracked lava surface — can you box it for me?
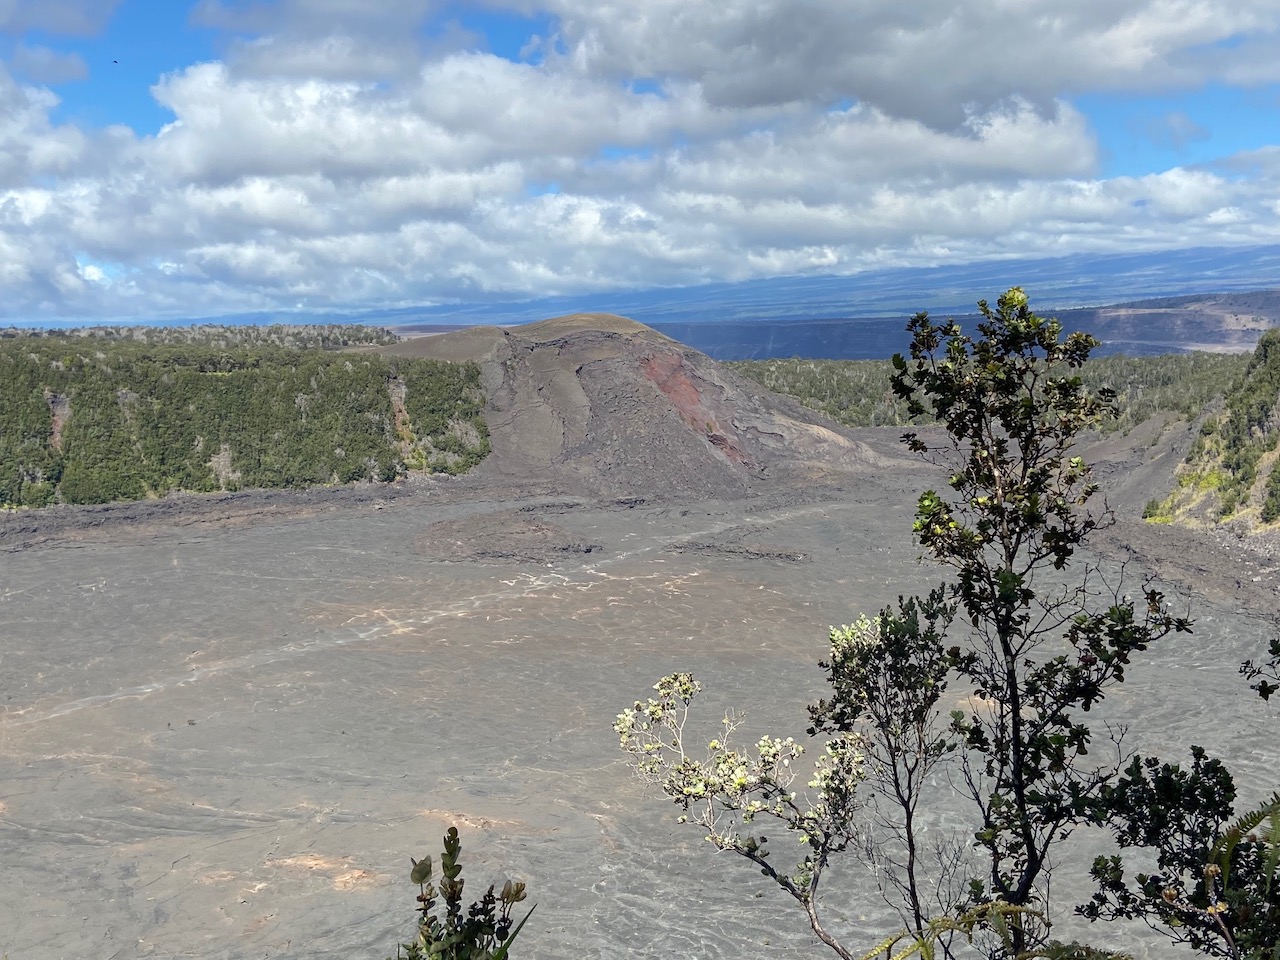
[1,487,1274,959]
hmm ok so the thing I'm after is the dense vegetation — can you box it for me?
[728,352,1250,434]
[1151,328,1280,525]
[0,326,488,508]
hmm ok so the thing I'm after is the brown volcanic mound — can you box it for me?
[384,314,902,499]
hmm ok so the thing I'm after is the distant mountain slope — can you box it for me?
[1052,290,1280,355]
[366,244,1280,333]
[650,289,1280,360]
[1149,328,1280,530]
[382,314,905,499]
[1110,291,1280,312]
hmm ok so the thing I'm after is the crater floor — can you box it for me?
[1,479,1274,959]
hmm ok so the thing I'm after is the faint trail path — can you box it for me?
[2,499,838,728]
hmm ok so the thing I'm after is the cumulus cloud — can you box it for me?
[0,67,86,186]
[0,0,120,36]
[192,0,445,81]
[10,43,87,83]
[0,0,1278,321]
[529,0,1280,127]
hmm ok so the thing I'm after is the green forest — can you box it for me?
[728,351,1251,434]
[0,325,488,508]
[1157,328,1280,524]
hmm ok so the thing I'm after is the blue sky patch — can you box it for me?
[1075,83,1280,178]
[441,6,555,63]
[23,2,215,135]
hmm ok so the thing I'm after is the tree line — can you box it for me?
[727,351,1251,435]
[1,322,399,350]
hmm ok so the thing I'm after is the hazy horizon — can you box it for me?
[7,243,1280,332]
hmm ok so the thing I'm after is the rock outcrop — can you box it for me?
[383,313,902,499]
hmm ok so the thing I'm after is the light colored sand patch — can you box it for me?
[270,854,380,890]
[333,868,377,890]
[419,809,525,831]
[272,854,347,871]
[198,870,242,885]
[950,693,998,716]
[789,419,856,448]
[243,913,277,935]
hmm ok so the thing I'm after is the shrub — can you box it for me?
[389,827,534,960]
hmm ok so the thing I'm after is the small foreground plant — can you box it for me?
[390,826,535,960]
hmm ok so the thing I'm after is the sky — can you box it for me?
[2,0,1280,324]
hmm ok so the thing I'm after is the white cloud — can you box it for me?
[10,43,87,83]
[0,0,119,36]
[192,0,445,81]
[0,0,1279,320]
[0,67,85,186]
[529,0,1280,126]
